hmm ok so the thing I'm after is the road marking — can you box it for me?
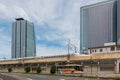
[26,78,32,80]
[60,79,65,80]
[0,78,3,80]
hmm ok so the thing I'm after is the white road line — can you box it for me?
[26,78,32,80]
[0,78,3,80]
[60,79,65,80]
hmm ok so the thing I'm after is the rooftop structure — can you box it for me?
[15,18,24,21]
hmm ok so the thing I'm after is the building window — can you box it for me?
[100,49,102,52]
[95,50,96,52]
[91,50,94,52]
[111,47,115,51]
[100,67,114,71]
[90,49,92,53]
[117,46,120,50]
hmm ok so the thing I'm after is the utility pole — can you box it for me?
[67,39,78,64]
[67,39,70,64]
[75,46,77,53]
[70,44,77,53]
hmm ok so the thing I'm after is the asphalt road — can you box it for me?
[0,73,19,80]
[0,73,105,80]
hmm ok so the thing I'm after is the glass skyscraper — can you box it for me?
[80,0,119,53]
[12,18,36,58]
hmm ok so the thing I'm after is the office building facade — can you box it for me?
[12,18,36,58]
[80,0,120,53]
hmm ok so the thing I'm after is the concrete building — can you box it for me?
[88,44,120,55]
[80,0,120,53]
[12,18,36,58]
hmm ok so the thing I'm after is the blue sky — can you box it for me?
[0,0,105,59]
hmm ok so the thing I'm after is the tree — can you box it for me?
[8,67,12,72]
[24,66,31,73]
[36,67,42,73]
[50,66,56,74]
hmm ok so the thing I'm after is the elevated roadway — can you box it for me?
[0,53,120,65]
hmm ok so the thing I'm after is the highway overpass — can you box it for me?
[0,53,120,75]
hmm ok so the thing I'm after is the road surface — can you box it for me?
[0,73,105,80]
[0,73,19,80]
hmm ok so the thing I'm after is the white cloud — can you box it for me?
[36,35,41,40]
[0,43,11,59]
[15,6,30,20]
[0,0,106,58]
[0,3,6,11]
[0,28,11,59]
[36,44,67,56]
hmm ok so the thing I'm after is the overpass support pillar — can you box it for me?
[115,59,120,74]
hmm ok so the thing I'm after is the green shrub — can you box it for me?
[114,77,120,80]
[36,67,42,73]
[24,66,31,73]
[50,66,56,74]
[8,67,12,72]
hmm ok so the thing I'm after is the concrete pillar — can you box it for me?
[45,62,48,72]
[81,62,83,65]
[97,61,99,74]
[29,64,32,72]
[115,59,120,73]
[91,64,92,74]
[115,46,117,52]
[37,63,39,67]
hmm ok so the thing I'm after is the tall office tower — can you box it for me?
[117,0,120,44]
[80,0,117,53]
[12,18,36,58]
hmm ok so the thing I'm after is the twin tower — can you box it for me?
[12,18,36,58]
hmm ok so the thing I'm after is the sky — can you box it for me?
[0,0,105,59]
